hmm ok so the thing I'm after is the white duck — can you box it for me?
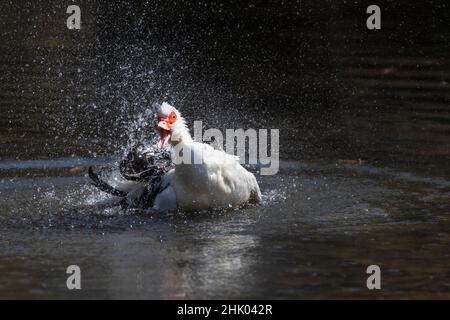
[152,102,262,212]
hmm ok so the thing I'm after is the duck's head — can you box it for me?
[154,102,190,148]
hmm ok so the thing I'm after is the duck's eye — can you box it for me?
[168,111,177,124]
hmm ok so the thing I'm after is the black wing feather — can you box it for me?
[88,166,127,197]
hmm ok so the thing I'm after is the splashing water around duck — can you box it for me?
[88,102,262,212]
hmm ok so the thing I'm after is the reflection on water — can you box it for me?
[1,1,450,299]
[1,160,450,299]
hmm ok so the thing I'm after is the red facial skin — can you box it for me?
[156,111,177,131]
[155,111,177,148]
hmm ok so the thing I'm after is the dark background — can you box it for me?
[1,1,450,300]
[1,0,449,176]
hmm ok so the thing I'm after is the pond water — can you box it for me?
[0,1,449,299]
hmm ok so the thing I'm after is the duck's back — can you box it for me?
[171,142,261,210]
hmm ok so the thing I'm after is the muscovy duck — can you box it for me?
[89,102,262,212]
[152,102,262,211]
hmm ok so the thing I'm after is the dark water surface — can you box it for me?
[1,1,450,299]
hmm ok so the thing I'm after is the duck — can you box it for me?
[152,102,262,212]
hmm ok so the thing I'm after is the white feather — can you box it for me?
[153,103,262,211]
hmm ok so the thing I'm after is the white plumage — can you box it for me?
[153,102,262,211]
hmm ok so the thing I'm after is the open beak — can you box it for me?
[155,117,171,148]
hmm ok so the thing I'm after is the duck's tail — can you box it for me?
[249,174,263,204]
